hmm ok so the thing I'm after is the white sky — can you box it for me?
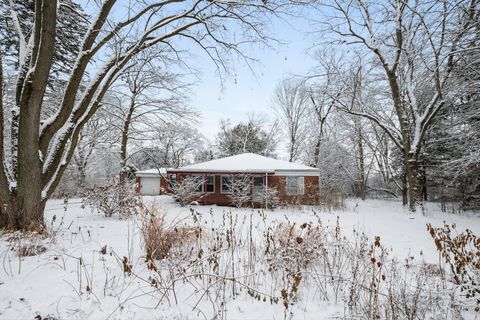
[189,15,318,140]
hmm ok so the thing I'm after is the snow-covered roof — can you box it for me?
[168,153,320,176]
[136,168,167,177]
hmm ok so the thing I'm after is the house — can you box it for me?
[136,153,320,206]
[135,167,169,195]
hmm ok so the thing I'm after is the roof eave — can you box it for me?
[167,169,276,174]
[167,168,320,176]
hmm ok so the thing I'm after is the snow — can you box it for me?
[0,197,478,319]
[169,153,320,174]
[135,168,167,177]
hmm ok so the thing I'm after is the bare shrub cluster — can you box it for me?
[262,186,281,209]
[263,215,475,318]
[83,178,141,217]
[228,174,252,208]
[267,221,326,272]
[170,176,205,206]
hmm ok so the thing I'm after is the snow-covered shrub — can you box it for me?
[379,261,457,320]
[83,178,141,217]
[170,176,205,206]
[266,221,327,309]
[267,221,326,272]
[228,174,252,208]
[262,185,281,209]
[335,231,460,319]
[139,202,201,260]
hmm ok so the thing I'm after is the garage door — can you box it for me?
[140,177,161,195]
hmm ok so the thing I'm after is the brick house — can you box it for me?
[136,153,320,206]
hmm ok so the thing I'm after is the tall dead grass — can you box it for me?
[139,202,201,260]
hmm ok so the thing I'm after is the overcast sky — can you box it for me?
[190,15,318,140]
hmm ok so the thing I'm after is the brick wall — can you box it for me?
[173,173,320,207]
[160,178,169,195]
[268,175,319,205]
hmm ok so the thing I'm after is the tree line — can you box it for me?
[0,0,478,230]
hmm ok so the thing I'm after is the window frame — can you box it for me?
[206,175,215,193]
[286,176,305,196]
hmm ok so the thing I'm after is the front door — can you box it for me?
[252,176,264,203]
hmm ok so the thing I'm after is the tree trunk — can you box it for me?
[402,171,408,206]
[420,162,428,201]
[357,124,366,200]
[0,0,59,231]
[78,164,87,190]
[119,96,136,187]
[405,154,422,213]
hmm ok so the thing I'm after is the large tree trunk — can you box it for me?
[405,153,422,213]
[0,0,58,230]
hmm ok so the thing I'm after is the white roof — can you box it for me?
[136,168,167,177]
[168,153,319,176]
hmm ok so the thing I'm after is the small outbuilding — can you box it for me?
[135,153,320,206]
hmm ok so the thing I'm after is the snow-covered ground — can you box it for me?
[0,197,478,319]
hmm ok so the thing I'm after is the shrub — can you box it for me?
[267,221,326,272]
[427,223,480,310]
[170,176,205,206]
[83,178,141,217]
[262,186,281,209]
[139,203,201,260]
[228,174,252,208]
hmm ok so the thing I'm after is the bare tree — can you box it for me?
[272,78,309,162]
[302,50,343,168]
[103,51,194,185]
[317,0,478,213]
[132,120,204,170]
[0,0,289,230]
[72,114,113,190]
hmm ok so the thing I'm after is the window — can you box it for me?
[221,176,231,193]
[206,175,215,193]
[286,176,304,196]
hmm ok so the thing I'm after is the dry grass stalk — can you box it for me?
[139,202,201,260]
[6,231,48,257]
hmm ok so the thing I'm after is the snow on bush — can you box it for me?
[228,174,252,208]
[83,178,141,217]
[6,231,48,257]
[170,176,205,206]
[262,185,281,209]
